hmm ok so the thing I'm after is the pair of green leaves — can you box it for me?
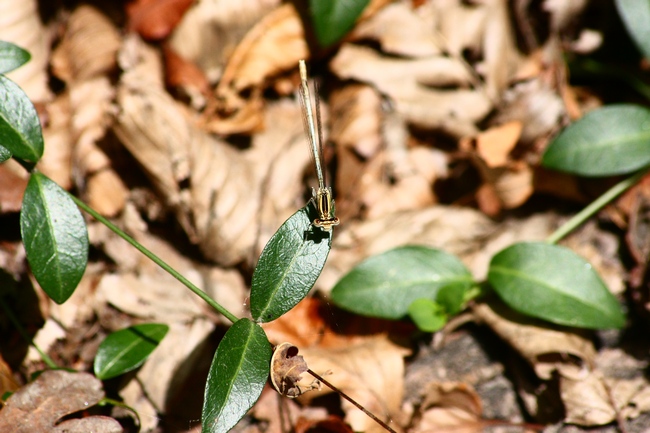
[202,205,334,433]
[331,243,625,332]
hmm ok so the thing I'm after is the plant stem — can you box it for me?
[69,195,239,324]
[546,168,649,244]
[0,296,58,369]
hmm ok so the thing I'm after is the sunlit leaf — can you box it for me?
[331,246,474,319]
[250,205,332,322]
[542,104,650,176]
[488,242,625,329]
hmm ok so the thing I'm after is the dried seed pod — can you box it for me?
[270,343,321,398]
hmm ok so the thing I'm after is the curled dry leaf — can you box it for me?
[472,300,596,381]
[0,0,51,101]
[330,43,491,137]
[168,0,281,82]
[352,2,442,57]
[0,370,110,433]
[205,3,308,134]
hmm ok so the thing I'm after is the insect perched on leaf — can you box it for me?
[298,60,340,231]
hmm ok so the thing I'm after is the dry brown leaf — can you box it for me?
[300,336,410,433]
[127,0,195,41]
[262,298,329,347]
[330,44,490,137]
[352,2,442,57]
[163,43,212,108]
[475,121,522,168]
[168,0,281,83]
[0,0,51,101]
[411,382,483,433]
[0,370,111,433]
[473,300,596,380]
[253,386,329,433]
[330,84,383,161]
[205,3,307,134]
[50,5,121,82]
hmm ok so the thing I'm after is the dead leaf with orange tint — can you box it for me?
[127,0,194,41]
[163,43,212,109]
[410,382,483,433]
[475,121,522,168]
[262,298,329,347]
[204,3,308,135]
[0,370,121,433]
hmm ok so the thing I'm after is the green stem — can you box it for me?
[69,195,239,324]
[0,296,58,369]
[546,168,649,244]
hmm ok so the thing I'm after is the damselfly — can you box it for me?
[298,60,340,231]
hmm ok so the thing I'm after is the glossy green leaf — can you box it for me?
[202,319,271,433]
[94,324,169,380]
[20,173,89,304]
[488,242,625,329]
[0,75,43,162]
[0,144,10,163]
[542,104,650,176]
[0,41,31,74]
[250,205,332,322]
[408,298,447,332]
[331,246,475,319]
[310,0,371,47]
[615,0,650,59]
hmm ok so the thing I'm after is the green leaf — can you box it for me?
[0,144,10,163]
[0,75,43,162]
[310,0,371,47]
[0,41,31,74]
[488,242,625,329]
[331,246,475,320]
[20,173,89,304]
[202,319,271,433]
[542,104,650,176]
[615,0,650,59]
[250,205,332,322]
[94,324,169,380]
[408,298,447,332]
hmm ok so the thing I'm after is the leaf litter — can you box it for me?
[1,0,650,432]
